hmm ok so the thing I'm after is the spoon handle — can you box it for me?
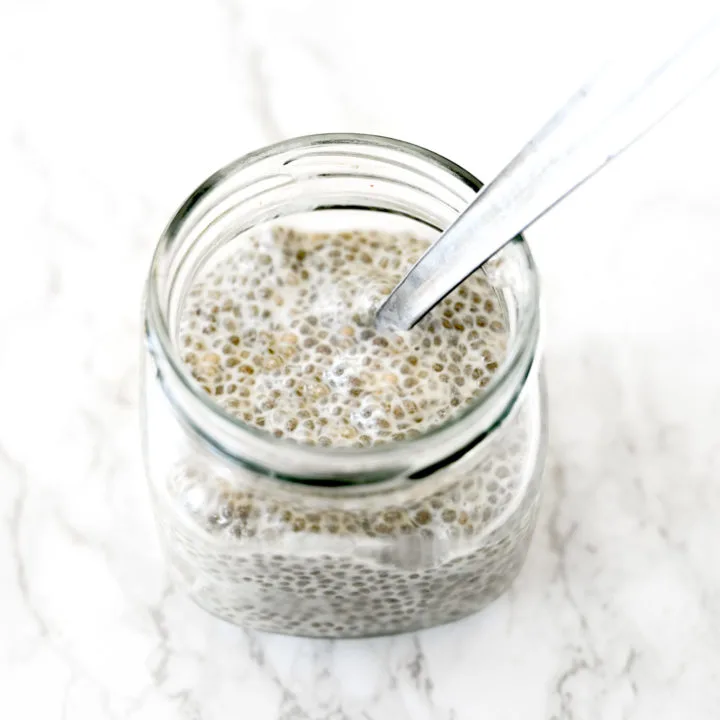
[376,14,720,330]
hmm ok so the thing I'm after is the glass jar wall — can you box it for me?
[142,134,547,638]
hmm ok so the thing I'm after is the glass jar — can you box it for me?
[142,134,547,638]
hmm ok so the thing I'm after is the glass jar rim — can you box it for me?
[145,133,541,481]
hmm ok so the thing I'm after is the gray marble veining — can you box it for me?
[1,1,720,718]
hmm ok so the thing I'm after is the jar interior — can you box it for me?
[148,136,539,480]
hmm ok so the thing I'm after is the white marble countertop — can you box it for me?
[2,2,720,718]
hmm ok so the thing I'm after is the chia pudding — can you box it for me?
[154,226,543,637]
[181,227,508,445]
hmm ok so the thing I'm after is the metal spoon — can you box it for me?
[375,14,720,330]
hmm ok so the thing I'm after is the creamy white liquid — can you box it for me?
[178,227,509,447]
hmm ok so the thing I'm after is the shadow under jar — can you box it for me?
[142,134,548,638]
